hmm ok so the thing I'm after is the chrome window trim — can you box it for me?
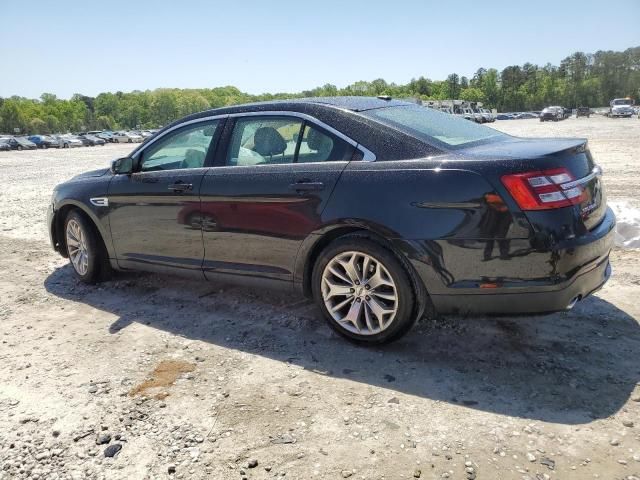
[132,114,229,161]
[226,111,376,161]
[135,110,376,162]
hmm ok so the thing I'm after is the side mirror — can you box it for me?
[111,157,133,174]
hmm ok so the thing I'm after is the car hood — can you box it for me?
[455,137,586,160]
[71,167,111,180]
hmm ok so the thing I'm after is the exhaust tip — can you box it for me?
[566,295,582,310]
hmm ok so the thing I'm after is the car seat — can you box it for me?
[253,127,287,162]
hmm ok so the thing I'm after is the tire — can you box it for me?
[115,138,120,143]
[312,236,418,345]
[17,145,23,151]
[128,138,132,143]
[64,210,111,283]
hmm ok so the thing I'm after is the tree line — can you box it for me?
[1,46,638,135]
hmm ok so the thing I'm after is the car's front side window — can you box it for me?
[140,121,219,172]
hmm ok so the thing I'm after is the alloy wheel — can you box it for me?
[66,219,89,276]
[321,251,398,335]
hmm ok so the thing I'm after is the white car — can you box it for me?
[480,108,495,122]
[113,132,143,143]
[56,135,83,148]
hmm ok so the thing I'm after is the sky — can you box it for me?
[1,0,638,99]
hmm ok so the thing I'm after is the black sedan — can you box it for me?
[48,97,614,344]
[79,134,106,146]
[6,136,38,150]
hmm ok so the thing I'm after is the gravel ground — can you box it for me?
[0,116,639,480]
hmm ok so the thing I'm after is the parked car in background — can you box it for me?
[540,106,563,121]
[112,131,143,143]
[28,135,61,149]
[496,113,513,120]
[576,107,591,118]
[79,134,106,146]
[6,137,38,150]
[479,108,495,122]
[0,138,12,151]
[456,107,480,122]
[55,135,84,148]
[608,98,635,118]
[133,130,154,139]
[48,97,614,344]
[95,132,114,142]
[514,112,539,119]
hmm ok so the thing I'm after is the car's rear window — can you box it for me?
[363,104,505,149]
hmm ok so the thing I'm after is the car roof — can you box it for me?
[175,96,412,124]
[133,96,438,162]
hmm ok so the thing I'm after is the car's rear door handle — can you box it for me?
[168,181,193,192]
[288,181,324,192]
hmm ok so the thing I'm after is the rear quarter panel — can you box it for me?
[310,159,535,295]
[322,159,530,241]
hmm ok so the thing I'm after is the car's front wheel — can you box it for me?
[64,211,110,283]
[313,237,417,344]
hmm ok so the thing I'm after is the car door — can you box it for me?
[107,118,223,277]
[199,114,358,286]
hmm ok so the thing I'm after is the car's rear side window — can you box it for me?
[227,117,303,166]
[363,104,506,149]
[226,116,355,166]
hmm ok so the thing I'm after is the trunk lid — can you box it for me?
[458,137,607,232]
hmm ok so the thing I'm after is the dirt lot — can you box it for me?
[1,116,639,480]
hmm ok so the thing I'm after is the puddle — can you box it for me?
[129,360,196,399]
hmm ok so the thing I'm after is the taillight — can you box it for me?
[501,167,585,210]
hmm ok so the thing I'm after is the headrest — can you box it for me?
[254,127,287,157]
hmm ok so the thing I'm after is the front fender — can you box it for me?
[50,172,114,259]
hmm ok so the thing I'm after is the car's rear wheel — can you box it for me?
[312,237,417,344]
[64,210,110,283]
[17,145,23,151]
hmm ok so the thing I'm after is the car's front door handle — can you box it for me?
[288,181,325,192]
[168,182,193,192]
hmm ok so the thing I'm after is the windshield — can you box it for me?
[363,105,505,148]
[612,99,633,106]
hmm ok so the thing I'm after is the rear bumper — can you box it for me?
[430,256,611,314]
[417,207,616,315]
